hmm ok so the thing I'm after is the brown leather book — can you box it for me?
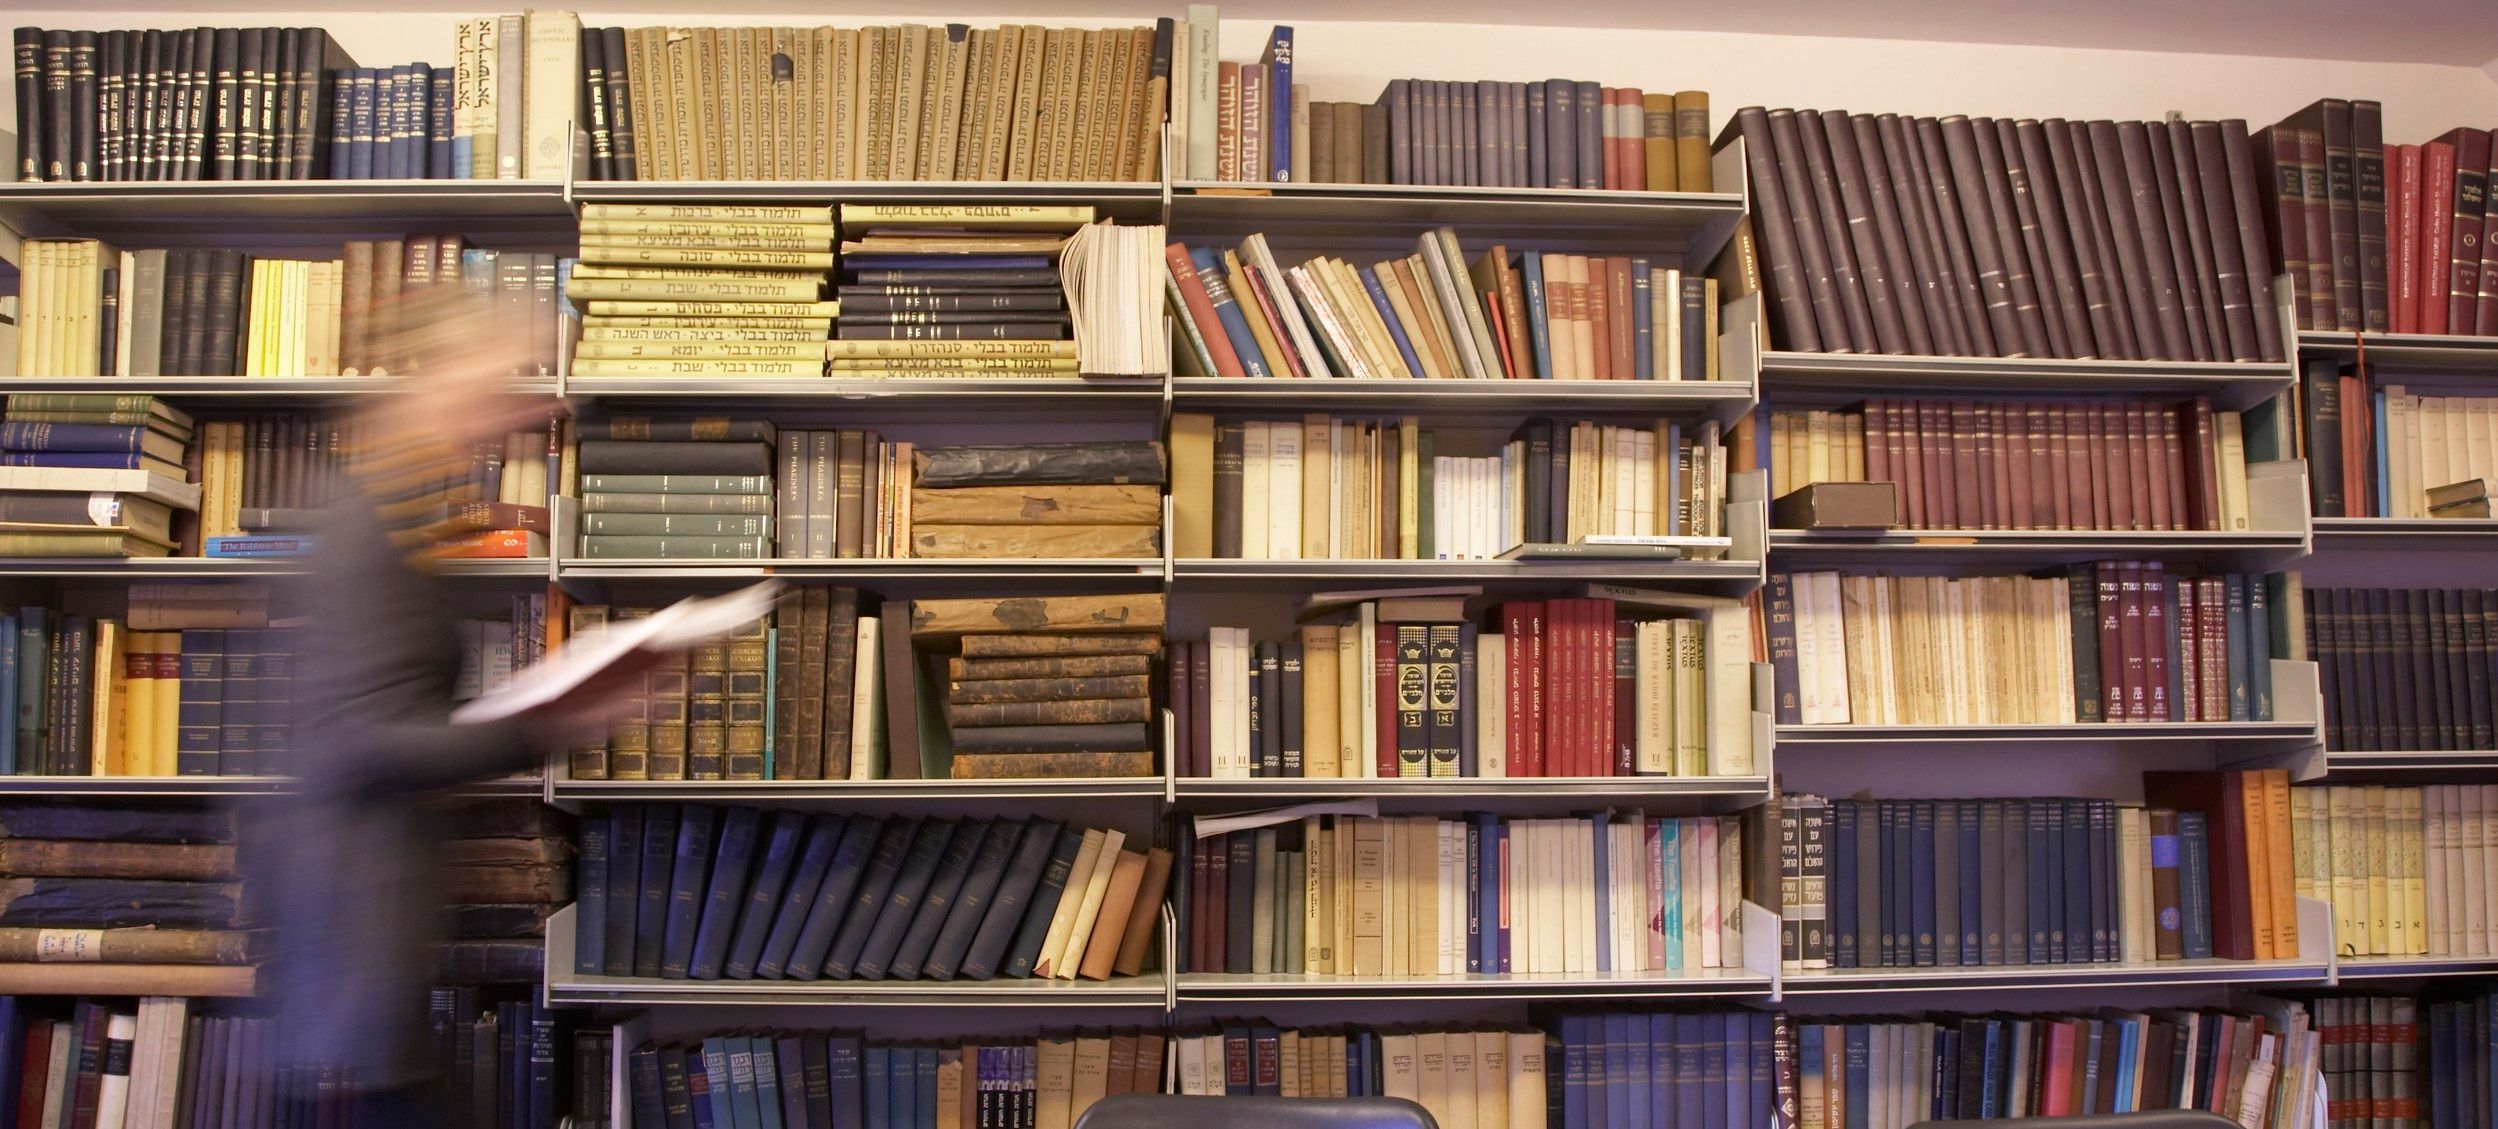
[1948,400,1982,530]
[1771,108,1864,352]
[2026,402,2059,530]
[949,653,1151,681]
[949,673,1151,704]
[819,587,861,780]
[2045,120,2134,359]
[2010,120,2095,358]
[2187,123,2264,361]
[1606,257,1635,378]
[1731,107,1825,352]
[2003,403,2033,530]
[957,632,1162,659]
[950,750,1153,778]
[2080,121,2168,358]
[1862,400,1890,487]
[946,697,1149,727]
[913,595,1167,640]
[909,523,1159,559]
[1819,108,1916,355]
[2158,408,2192,532]
[1935,117,2026,356]
[2145,121,2219,362]
[1077,850,1147,979]
[1862,114,1960,356]
[441,864,569,904]
[2198,578,2229,723]
[1921,400,1954,528]
[2098,402,2131,531]
[833,430,866,558]
[0,840,234,881]
[1969,119,2056,358]
[1110,847,1174,976]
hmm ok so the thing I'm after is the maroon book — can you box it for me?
[2072,403,2103,530]
[2124,405,2156,531]
[2101,404,2133,531]
[1374,624,1400,779]
[2143,770,2258,961]
[2433,127,2492,338]
[2141,562,2172,721]
[1924,400,1955,528]
[2003,402,2034,530]
[2118,562,2150,721]
[2184,399,2220,531]
[2095,562,2127,723]
[2026,402,2057,530]
[2142,404,2174,531]
[2476,131,2498,335]
[1893,401,1926,529]
[1865,400,1890,487]
[1951,401,1982,531]
[2159,409,2192,533]
[2177,582,2203,722]
[2200,576,2230,722]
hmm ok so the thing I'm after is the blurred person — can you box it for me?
[256,288,633,1128]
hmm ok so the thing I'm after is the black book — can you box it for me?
[2082,120,2166,360]
[959,820,1061,981]
[1278,642,1303,778]
[207,28,238,179]
[800,1035,833,1129]
[1793,108,1880,353]
[66,31,97,182]
[575,440,774,477]
[602,806,643,977]
[1909,116,2000,356]
[580,27,613,181]
[1818,107,1917,355]
[38,30,70,182]
[886,818,999,980]
[231,27,262,180]
[656,1045,694,1129]
[999,828,1084,979]
[835,291,1064,313]
[850,818,962,980]
[772,1037,808,1129]
[722,810,812,979]
[270,28,298,181]
[633,802,679,978]
[1933,116,2023,356]
[133,28,162,180]
[687,804,761,980]
[844,267,1060,287]
[96,30,123,182]
[1868,112,1966,356]
[834,310,1072,326]
[1211,421,1244,558]
[11,29,40,182]
[602,26,636,180]
[836,323,1067,341]
[1969,117,2057,358]
[751,814,854,980]
[2144,121,2215,362]
[627,1043,667,1129]
[1731,106,1823,351]
[810,816,919,981]
[1224,831,1254,973]
[2011,119,2097,358]
[179,28,211,180]
[201,249,247,375]
[2163,120,2230,362]
[2188,122,2263,362]
[922,815,1028,981]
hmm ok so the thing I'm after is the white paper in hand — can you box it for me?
[451,580,786,724]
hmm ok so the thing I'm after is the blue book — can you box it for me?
[914,1047,939,1128]
[658,803,719,979]
[889,1045,917,1128]
[1830,801,1857,967]
[2025,800,2055,963]
[626,1043,667,1129]
[841,254,1051,272]
[753,815,848,979]
[732,1037,772,1129]
[922,816,1025,981]
[602,807,643,977]
[0,452,173,469]
[1521,251,1556,378]
[1747,1012,1775,1129]
[1958,799,1984,961]
[680,1045,716,1129]
[2177,812,2215,958]
[1672,1013,1705,1128]
[820,818,933,980]
[1700,1008,1729,1129]
[383,66,411,179]
[784,816,895,980]
[2062,799,2091,964]
[1681,274,1707,379]
[1644,1014,1671,1129]
[1601,1013,1632,1128]
[448,70,472,177]
[327,71,354,178]
[1557,1015,1588,1128]
[2112,1018,2139,1112]
[1659,818,1682,970]
[1002,829,1086,978]
[958,820,1062,981]
[341,70,372,179]
[1842,1025,1872,1129]
[724,811,815,979]
[1188,247,1272,377]
[1493,821,1511,973]
[700,1038,737,1129]
[1798,1025,1825,1129]
[0,613,18,776]
[634,804,682,977]
[1355,266,1425,379]
[575,815,609,975]
[173,628,221,777]
[426,69,453,178]
[1882,801,1906,967]
[2247,575,2273,720]
[862,1047,890,1128]
[826,1034,864,1129]
[401,65,432,178]
[888,818,994,980]
[1590,813,1611,973]
[1630,258,1653,379]
[799,1036,834,1128]
[1466,814,1492,973]
[1260,28,1293,182]
[0,423,170,452]
[689,805,763,979]
[772,1038,808,1129]
[853,819,963,980]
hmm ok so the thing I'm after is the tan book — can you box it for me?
[1169,412,1215,558]
[908,524,1157,559]
[952,28,993,178]
[1077,849,1148,980]
[584,327,831,343]
[1641,92,1676,191]
[1071,30,1109,181]
[1122,27,1156,182]
[93,620,123,775]
[774,28,801,181]
[949,751,1154,778]
[564,276,822,302]
[987,26,1030,180]
[1224,250,1291,375]
[908,484,1158,525]
[580,200,833,222]
[859,27,894,179]
[1398,253,1465,378]
[1102,28,1140,184]
[826,28,858,178]
[1110,846,1173,976]
[804,28,830,179]
[631,28,670,181]
[925,25,970,180]
[1373,259,1444,378]
[522,11,581,180]
[1301,414,1331,557]
[570,359,823,377]
[911,593,1165,639]
[1050,29,1088,179]
[1673,91,1712,192]
[887,25,928,179]
[1300,624,1341,776]
[579,219,836,241]
[730,27,758,180]
[664,29,701,179]
[1004,26,1047,180]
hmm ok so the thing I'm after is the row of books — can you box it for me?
[428,799,576,986]
[1177,588,1753,780]
[10,237,569,379]
[1777,777,2303,972]
[584,22,1167,184]
[11,26,347,182]
[2307,586,2498,752]
[1766,566,2286,727]
[1731,108,2286,365]
[2308,996,2411,1129]
[1169,415,1731,561]
[1793,1006,2317,1129]
[425,990,594,1129]
[1166,231,1723,382]
[1178,811,1746,979]
[573,806,1170,985]
[625,1027,1171,1129]
[0,591,287,777]
[2423,992,2498,1129]
[2377,128,2498,338]
[2360,386,2498,520]
[1765,396,2263,532]
[2291,784,2489,958]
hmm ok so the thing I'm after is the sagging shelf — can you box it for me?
[1173,968,1771,1004]
[2333,955,2498,981]
[1758,350,2294,412]
[1168,181,1747,262]
[1172,775,1769,809]
[1778,956,2332,995]
[2311,517,2498,548]
[0,179,575,237]
[1171,557,1760,593]
[1768,528,2309,569]
[1169,377,1753,422]
[549,775,1166,804]
[2300,330,2498,373]
[1775,721,2318,747]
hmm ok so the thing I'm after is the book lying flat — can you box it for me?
[1498,535,1731,560]
[452,580,784,724]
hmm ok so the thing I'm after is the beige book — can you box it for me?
[564,276,823,303]
[1052,828,1126,979]
[955,28,995,177]
[2326,785,2361,953]
[825,28,858,179]
[1380,1031,1419,1106]
[727,27,755,180]
[1123,27,1156,181]
[1336,625,1364,779]
[908,484,1157,525]
[1032,828,1106,977]
[1301,624,1340,777]
[681,30,721,178]
[1046,29,1089,180]
[1350,816,1385,974]
[1327,258,1406,379]
[1396,416,1421,558]
[1415,1030,1450,1127]
[2402,786,2427,953]
[1032,1033,1075,1129]
[926,25,970,179]
[1299,414,1332,558]
[1376,259,1447,379]
[855,27,890,179]
[522,11,581,180]
[886,25,928,179]
[1170,412,1214,558]
[774,27,801,181]
[1065,1033,1109,1123]
[1069,30,1107,179]
[625,29,663,181]
[1089,30,1126,180]
[989,26,1032,180]
[1104,28,1141,183]
[578,219,836,241]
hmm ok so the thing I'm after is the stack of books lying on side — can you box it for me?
[1767,566,2289,726]
[834,205,1087,357]
[1766,396,2264,531]
[8,14,591,184]
[2304,586,2496,752]
[625,1027,1169,1129]
[571,418,775,560]
[584,21,1168,183]
[1725,108,2285,364]
[1176,586,1754,779]
[1777,771,2305,974]
[0,586,293,777]
[1169,414,1729,561]
[438,799,573,983]
[915,593,1167,780]
[2291,783,2492,958]
[0,396,197,559]
[10,238,570,379]
[1165,230,1723,381]
[1792,1004,2318,1129]
[572,806,1171,985]
[566,204,836,379]
[1177,810,1747,978]
[0,804,251,990]
[1173,17,1716,192]
[907,441,1165,560]
[425,988,602,1128]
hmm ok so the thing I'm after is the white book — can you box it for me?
[1337,625,1364,779]
[40,1020,70,1129]
[1507,1031,1547,1129]
[1327,420,1346,556]
[1357,604,1379,778]
[1437,820,1458,975]
[2469,395,2497,492]
[1479,636,1506,778]
[493,14,528,178]
[1444,1031,1478,1129]
[1243,233,1332,378]
[1680,816,1706,966]
[1036,829,1109,977]
[1663,268,1686,380]
[1810,572,1850,725]
[1183,7,1220,181]
[2427,785,2449,955]
[1241,420,1272,559]
[848,616,884,778]
[2481,784,2498,957]
[523,10,582,180]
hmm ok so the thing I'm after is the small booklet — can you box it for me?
[451,580,785,724]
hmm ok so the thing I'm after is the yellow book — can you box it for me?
[1397,417,1419,558]
[825,339,1073,360]
[72,242,103,377]
[92,620,122,776]
[563,276,824,303]
[569,358,824,378]
[583,327,830,343]
[1301,624,1340,777]
[573,341,830,361]
[821,356,1073,372]
[1301,413,1331,558]
[586,300,841,318]
[575,246,837,270]
[585,317,835,331]
[574,264,836,282]
[580,231,831,252]
[579,219,837,240]
[1642,93,1677,191]
[219,419,244,537]
[152,632,180,775]
[581,203,835,224]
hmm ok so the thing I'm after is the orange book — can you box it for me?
[2262,768,2299,958]
[2238,770,2276,959]
[430,529,546,559]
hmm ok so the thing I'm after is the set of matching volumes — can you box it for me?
[425,988,590,1129]
[2259,98,2498,337]
[1176,586,1754,779]
[8,26,353,182]
[572,806,1172,986]
[0,396,196,559]
[1767,396,2265,532]
[572,418,775,560]
[588,20,1167,183]
[1791,1004,2319,1129]
[1165,230,1723,383]
[903,441,1165,561]
[1176,810,1747,979]
[1168,414,1729,561]
[1766,565,2285,727]
[1730,108,2286,363]
[2316,997,2420,1129]
[626,1027,1167,1129]
[2291,784,2495,959]
[2306,586,2498,752]
[2424,990,2498,1129]
[567,204,836,380]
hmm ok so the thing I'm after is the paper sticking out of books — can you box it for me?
[1497,534,1729,561]
[451,580,785,725]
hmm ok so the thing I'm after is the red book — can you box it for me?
[2141,562,2171,721]
[16,1018,50,1129]
[1553,599,1580,776]
[1522,601,1547,776]
[1586,258,1614,380]
[2077,404,2108,530]
[2117,562,2149,721]
[1163,242,1246,377]
[2186,398,2222,531]
[2158,407,2190,531]
[2423,141,2457,334]
[2124,405,2155,531]
[2042,1020,2079,1116]
[2094,562,2127,727]
[1922,400,1954,529]
[1503,602,1529,777]
[2026,402,2057,530]
[2004,403,2034,530]
[68,1002,104,1129]
[2142,770,2259,961]
[2390,144,2417,333]
[430,528,542,558]
[2435,128,2493,337]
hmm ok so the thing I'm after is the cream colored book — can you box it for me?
[1414,1031,1450,1127]
[91,620,122,775]
[523,10,580,180]
[1300,414,1331,558]
[1300,624,1339,777]
[2217,410,2252,530]
[1064,1032,1109,1126]
[847,616,883,778]
[1350,815,1385,975]
[1239,420,1271,559]
[571,359,822,377]
[1053,829,1125,979]
[564,276,822,303]
[1507,1030,1547,1129]
[1034,828,1108,977]
[1031,1032,1074,1129]
[1267,416,1302,561]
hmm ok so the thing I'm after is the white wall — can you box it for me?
[4,9,2497,149]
